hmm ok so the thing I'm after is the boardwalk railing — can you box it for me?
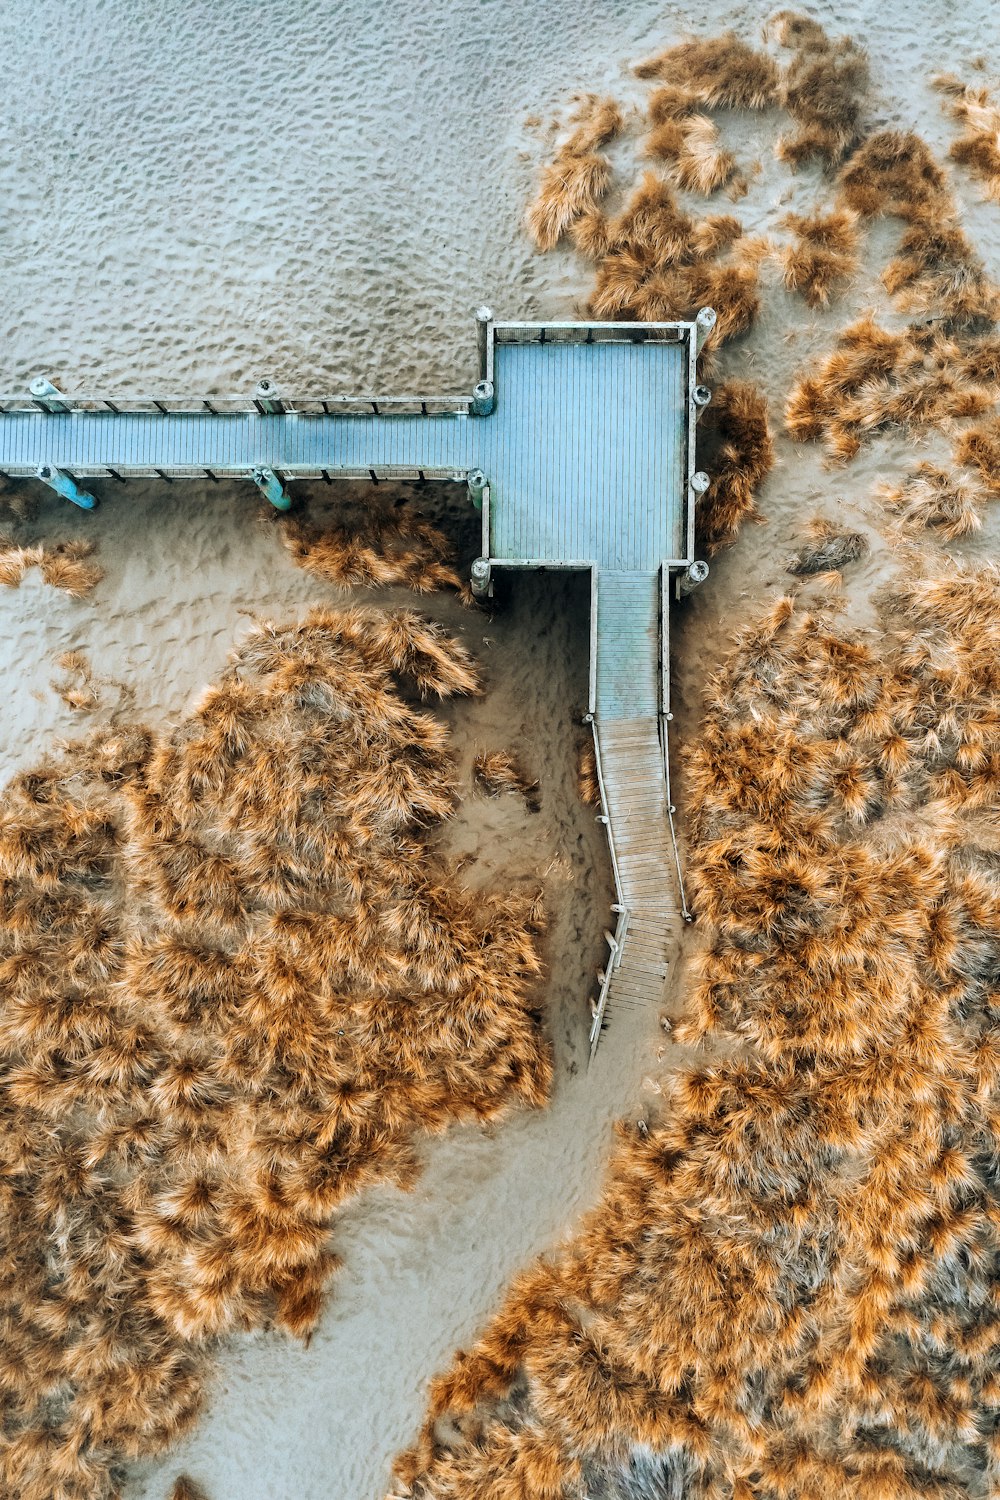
[0,392,475,417]
[494,321,686,346]
[590,904,631,1055]
[588,715,630,1057]
[659,564,692,922]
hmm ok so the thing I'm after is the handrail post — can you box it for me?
[251,466,291,510]
[254,378,285,415]
[36,464,96,509]
[29,377,71,414]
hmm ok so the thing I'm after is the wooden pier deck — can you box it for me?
[587,570,681,1052]
[0,313,710,1049]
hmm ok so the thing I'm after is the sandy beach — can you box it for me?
[2,1,999,1497]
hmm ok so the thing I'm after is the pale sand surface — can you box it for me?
[0,1,998,1497]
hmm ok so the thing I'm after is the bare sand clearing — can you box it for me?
[0,1,998,1497]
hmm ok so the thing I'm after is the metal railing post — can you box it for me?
[254,378,285,415]
[36,464,96,509]
[251,466,291,510]
[29,377,71,414]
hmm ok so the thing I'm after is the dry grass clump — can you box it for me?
[773,12,869,166]
[954,414,1000,495]
[577,736,600,808]
[0,607,551,1499]
[281,500,460,595]
[839,129,948,220]
[473,750,541,814]
[51,649,101,711]
[0,535,102,596]
[779,207,860,307]
[0,536,43,585]
[586,172,765,344]
[694,380,774,554]
[787,517,869,573]
[786,316,996,461]
[525,96,623,251]
[646,112,738,196]
[634,32,781,111]
[390,562,1000,1500]
[935,74,1000,202]
[39,539,103,597]
[877,462,992,540]
[838,130,1000,330]
[170,1478,209,1500]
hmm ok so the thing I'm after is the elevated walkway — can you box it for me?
[587,568,686,1055]
[0,312,713,1050]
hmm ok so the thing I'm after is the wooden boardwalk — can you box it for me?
[588,570,684,1053]
[0,313,709,1052]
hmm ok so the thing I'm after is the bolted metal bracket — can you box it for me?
[251,466,291,510]
[30,377,72,414]
[254,378,285,415]
[677,559,710,597]
[470,556,492,599]
[36,464,96,510]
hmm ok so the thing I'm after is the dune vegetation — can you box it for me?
[0,605,552,1500]
[389,18,1000,1500]
[0,535,103,597]
[391,560,1000,1499]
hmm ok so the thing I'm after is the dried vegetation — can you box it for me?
[50,650,101,712]
[392,563,1000,1500]
[786,123,1000,458]
[525,97,624,251]
[280,499,461,596]
[473,750,541,814]
[773,11,869,166]
[0,535,102,597]
[786,517,869,574]
[694,381,775,555]
[878,462,994,541]
[576,737,600,810]
[779,207,860,307]
[935,73,1000,202]
[0,608,551,1499]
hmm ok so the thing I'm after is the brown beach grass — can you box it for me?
[576,737,600,809]
[646,113,739,197]
[473,750,542,814]
[772,12,869,167]
[634,33,780,112]
[934,74,1000,203]
[877,462,993,541]
[279,499,462,596]
[779,207,860,307]
[694,381,774,555]
[525,97,623,252]
[786,517,869,574]
[391,561,1000,1499]
[0,606,552,1499]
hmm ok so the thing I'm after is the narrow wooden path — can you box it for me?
[589,570,683,1053]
